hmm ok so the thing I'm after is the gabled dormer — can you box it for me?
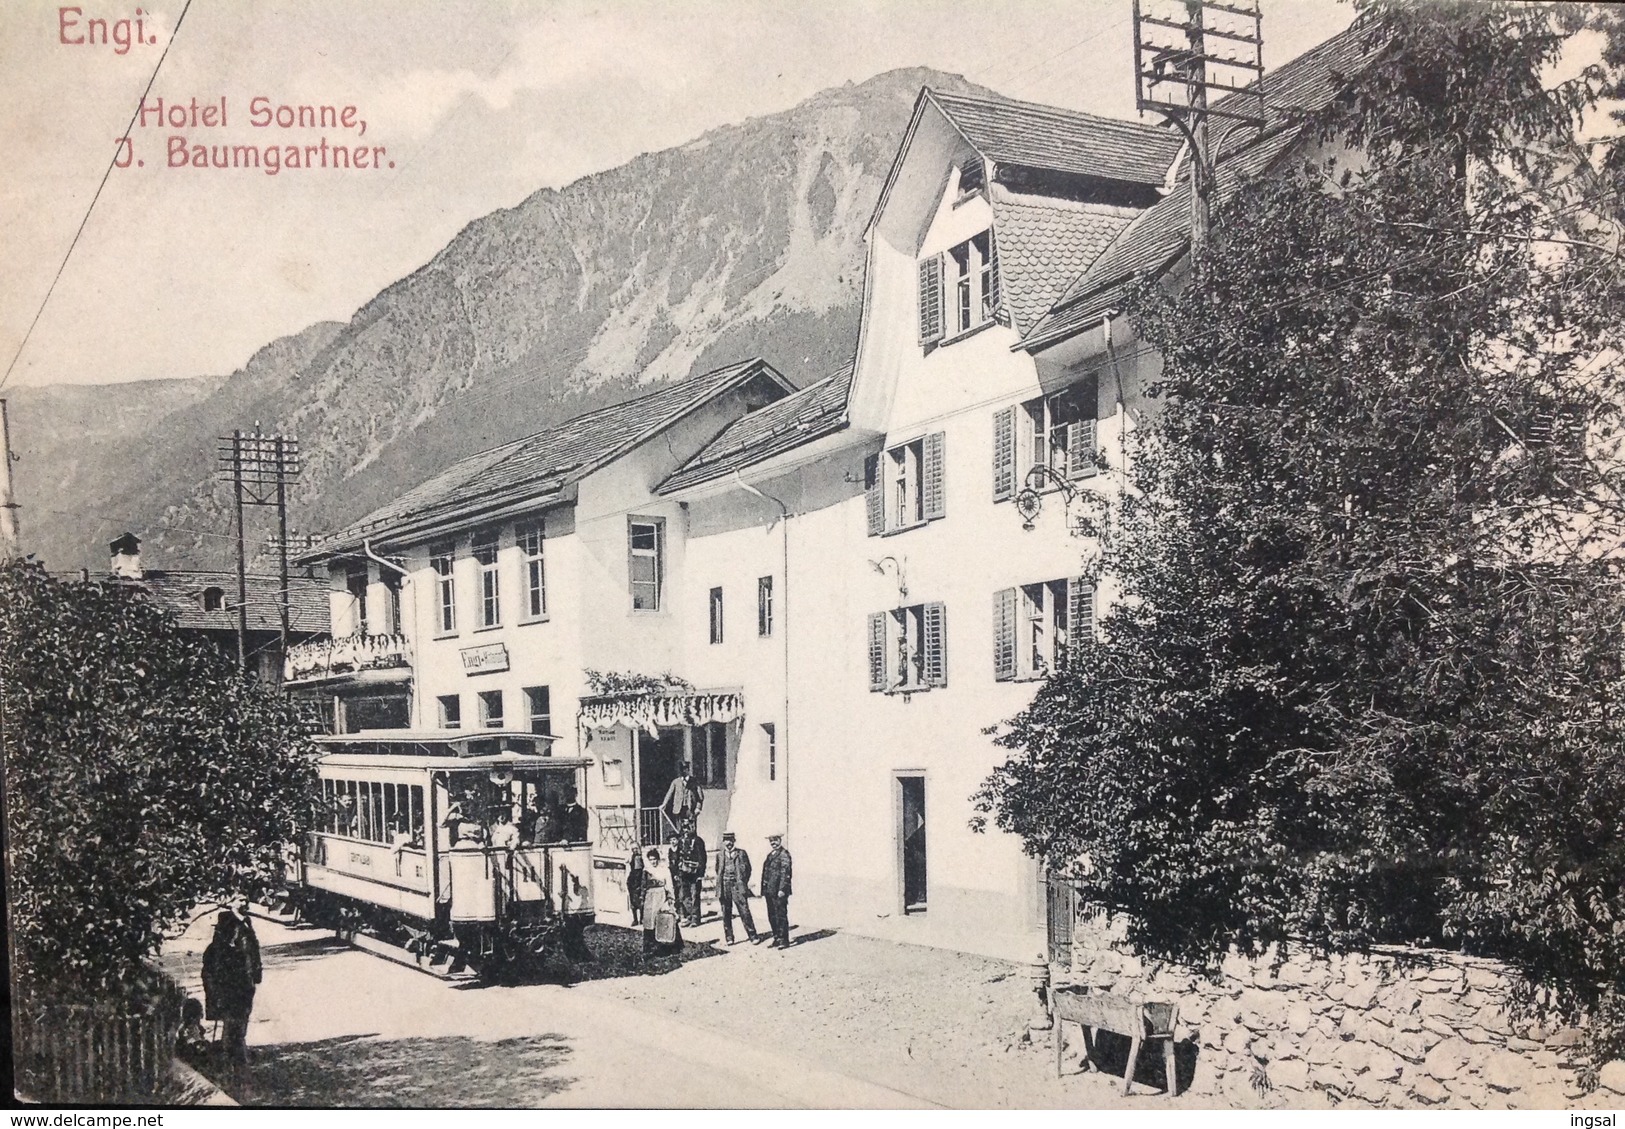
[847,87,1183,431]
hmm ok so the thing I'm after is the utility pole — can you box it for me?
[218,427,301,677]
[1132,0,1265,254]
[0,399,18,559]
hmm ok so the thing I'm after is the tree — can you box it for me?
[976,0,1625,1068]
[0,559,318,1000]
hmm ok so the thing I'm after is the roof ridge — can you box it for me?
[926,87,1172,136]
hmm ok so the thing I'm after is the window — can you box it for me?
[518,521,547,619]
[762,722,777,782]
[867,602,948,693]
[993,380,1097,502]
[478,690,504,729]
[347,565,369,636]
[629,518,665,611]
[382,570,403,636]
[524,685,552,736]
[693,721,728,790]
[201,586,224,612]
[431,542,456,633]
[438,694,461,730]
[473,531,501,628]
[709,586,724,644]
[958,158,985,196]
[866,432,945,536]
[758,576,774,637]
[918,228,999,346]
[994,579,1093,681]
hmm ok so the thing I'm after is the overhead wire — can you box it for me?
[0,0,196,393]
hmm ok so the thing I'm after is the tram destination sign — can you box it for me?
[459,642,510,675]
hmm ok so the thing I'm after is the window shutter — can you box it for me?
[1068,579,1095,651]
[924,601,948,687]
[867,612,887,692]
[864,453,884,536]
[993,588,1017,681]
[993,406,1016,501]
[917,254,943,345]
[988,230,1005,325]
[1068,415,1098,480]
[922,431,946,520]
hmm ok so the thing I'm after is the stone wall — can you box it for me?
[1067,910,1625,1109]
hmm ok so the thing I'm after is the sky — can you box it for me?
[0,0,1354,390]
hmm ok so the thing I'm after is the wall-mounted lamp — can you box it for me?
[868,555,908,601]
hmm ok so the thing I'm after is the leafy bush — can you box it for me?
[0,559,318,999]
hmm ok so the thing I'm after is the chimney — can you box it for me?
[109,532,142,580]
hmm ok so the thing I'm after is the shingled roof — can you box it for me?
[1022,23,1384,351]
[659,365,853,493]
[111,572,329,635]
[305,358,794,560]
[928,90,1183,188]
[989,192,1139,337]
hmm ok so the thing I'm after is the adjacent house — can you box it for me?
[99,531,329,686]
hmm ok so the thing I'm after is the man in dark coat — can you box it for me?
[660,764,703,829]
[715,832,758,944]
[671,819,707,927]
[202,904,262,1064]
[761,833,793,948]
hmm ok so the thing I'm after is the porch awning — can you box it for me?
[577,689,745,737]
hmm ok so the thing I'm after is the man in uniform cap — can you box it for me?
[760,833,793,949]
[715,832,759,945]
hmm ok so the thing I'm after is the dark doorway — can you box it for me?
[637,727,686,844]
[900,775,927,912]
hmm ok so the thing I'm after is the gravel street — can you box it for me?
[159,911,1190,1108]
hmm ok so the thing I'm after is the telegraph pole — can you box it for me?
[218,427,301,677]
[0,399,19,559]
[231,430,248,672]
[1132,0,1265,254]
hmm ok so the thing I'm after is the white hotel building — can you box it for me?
[291,33,1358,959]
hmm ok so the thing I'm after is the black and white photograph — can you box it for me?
[3,0,1625,1115]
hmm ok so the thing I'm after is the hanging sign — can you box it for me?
[460,642,509,674]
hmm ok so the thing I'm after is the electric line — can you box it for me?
[0,0,196,393]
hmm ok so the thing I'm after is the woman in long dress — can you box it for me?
[640,846,682,957]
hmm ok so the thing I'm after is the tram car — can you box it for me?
[284,729,596,975]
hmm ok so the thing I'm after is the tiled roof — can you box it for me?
[659,365,853,493]
[990,192,1137,336]
[133,572,328,634]
[929,90,1182,187]
[305,358,793,559]
[1022,23,1385,350]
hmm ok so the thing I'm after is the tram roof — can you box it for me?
[314,729,585,770]
[319,748,592,773]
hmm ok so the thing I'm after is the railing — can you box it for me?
[638,807,677,847]
[284,632,410,685]
[13,975,186,1104]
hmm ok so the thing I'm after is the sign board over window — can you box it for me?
[460,641,510,675]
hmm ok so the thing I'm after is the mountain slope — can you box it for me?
[15,67,985,572]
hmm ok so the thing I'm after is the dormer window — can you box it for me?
[202,586,225,612]
[918,228,1000,347]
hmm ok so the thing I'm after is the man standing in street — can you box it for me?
[761,833,793,949]
[715,832,758,945]
[672,818,708,928]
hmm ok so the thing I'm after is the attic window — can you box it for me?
[958,159,985,197]
[202,586,225,612]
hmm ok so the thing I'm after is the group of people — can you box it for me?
[442,785,588,849]
[628,823,793,956]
